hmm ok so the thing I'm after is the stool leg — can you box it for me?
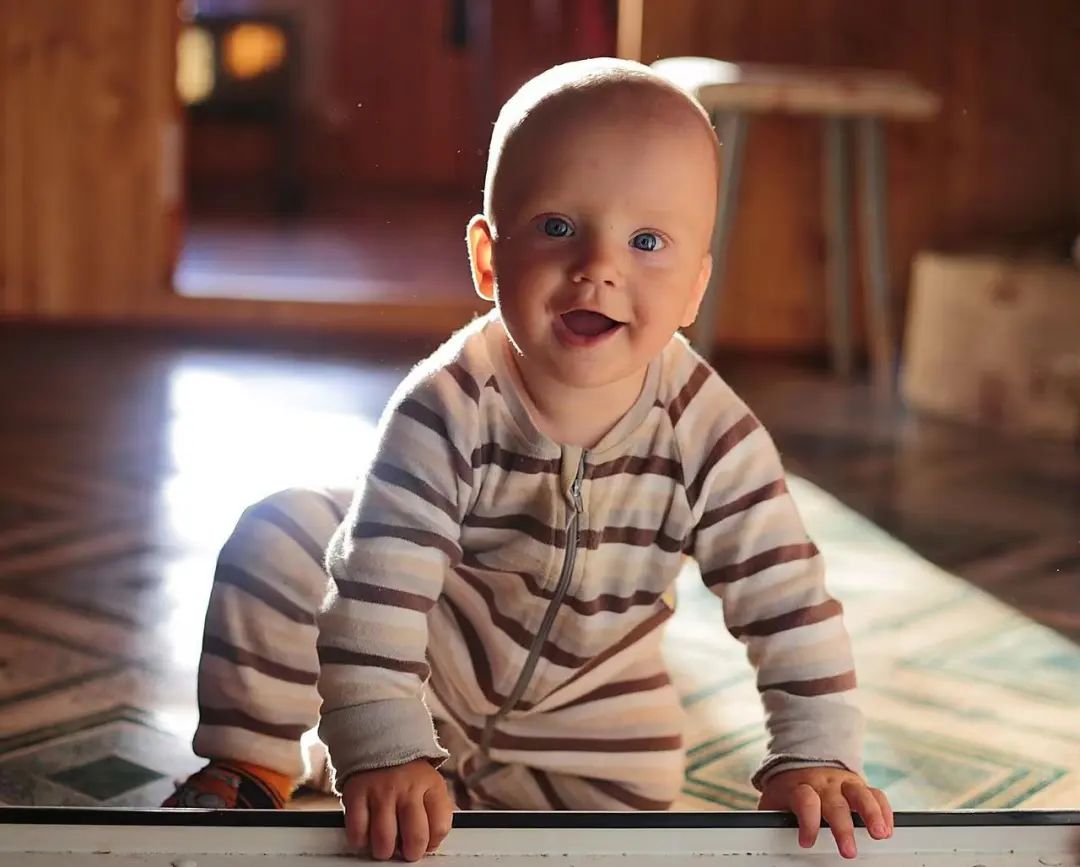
[693,111,748,361]
[857,117,897,393]
[822,117,854,380]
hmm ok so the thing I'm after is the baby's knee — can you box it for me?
[239,486,342,529]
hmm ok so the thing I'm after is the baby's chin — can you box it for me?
[544,354,650,391]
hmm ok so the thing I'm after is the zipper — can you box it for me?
[479,450,586,755]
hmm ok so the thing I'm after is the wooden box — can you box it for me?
[902,251,1080,441]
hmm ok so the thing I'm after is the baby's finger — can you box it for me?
[397,795,430,862]
[369,796,399,861]
[842,780,887,839]
[871,787,895,835]
[344,794,370,851]
[822,796,857,860]
[789,784,821,849]
[424,786,454,853]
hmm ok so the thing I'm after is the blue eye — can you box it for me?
[631,232,663,251]
[542,217,573,238]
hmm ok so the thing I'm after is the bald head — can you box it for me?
[483,58,719,234]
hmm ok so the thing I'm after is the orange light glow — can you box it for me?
[223,23,286,81]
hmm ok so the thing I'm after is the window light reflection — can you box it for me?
[163,364,376,553]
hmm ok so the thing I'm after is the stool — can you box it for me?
[652,57,940,390]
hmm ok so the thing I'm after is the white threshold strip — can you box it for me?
[0,808,1077,865]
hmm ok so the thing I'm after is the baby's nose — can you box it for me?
[571,238,621,287]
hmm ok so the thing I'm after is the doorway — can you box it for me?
[171,0,617,312]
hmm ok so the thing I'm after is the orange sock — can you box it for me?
[228,759,296,804]
[162,759,295,809]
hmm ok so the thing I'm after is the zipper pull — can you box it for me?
[570,477,583,514]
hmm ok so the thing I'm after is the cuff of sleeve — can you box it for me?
[752,755,864,792]
[319,697,450,794]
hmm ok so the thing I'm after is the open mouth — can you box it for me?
[560,310,624,338]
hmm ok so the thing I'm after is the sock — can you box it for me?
[162,759,294,809]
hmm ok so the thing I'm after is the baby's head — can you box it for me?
[467,57,719,391]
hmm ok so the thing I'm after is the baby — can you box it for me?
[166,58,893,861]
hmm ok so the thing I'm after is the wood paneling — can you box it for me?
[0,0,179,321]
[323,0,615,193]
[631,0,1080,352]
[0,0,482,336]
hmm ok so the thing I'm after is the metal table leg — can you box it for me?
[822,117,854,380]
[857,117,897,393]
[693,111,748,361]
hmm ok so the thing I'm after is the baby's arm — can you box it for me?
[683,377,889,856]
[316,374,475,859]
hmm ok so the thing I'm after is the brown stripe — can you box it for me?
[370,460,457,520]
[588,454,683,483]
[760,670,857,697]
[687,413,761,506]
[316,489,348,523]
[203,634,318,685]
[586,776,676,811]
[352,521,462,562]
[698,478,788,532]
[552,672,673,712]
[440,595,506,708]
[199,706,310,742]
[484,374,501,393]
[547,607,673,703]
[472,442,561,475]
[667,362,711,427]
[596,525,685,552]
[454,568,591,668]
[246,500,325,565]
[531,769,571,810]
[428,677,489,740]
[445,361,480,403]
[702,542,819,588]
[729,598,843,640]
[317,644,430,678]
[459,555,664,617]
[489,731,683,754]
[215,563,315,625]
[336,580,435,613]
[470,778,514,810]
[463,511,566,547]
[397,398,472,484]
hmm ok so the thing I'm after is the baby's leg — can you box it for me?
[173,486,351,805]
[464,760,684,810]
[437,659,686,810]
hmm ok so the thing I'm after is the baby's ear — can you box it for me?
[680,253,713,328]
[467,215,496,303]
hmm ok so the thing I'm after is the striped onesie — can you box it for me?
[193,311,864,810]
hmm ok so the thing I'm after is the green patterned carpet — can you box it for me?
[667,476,1080,810]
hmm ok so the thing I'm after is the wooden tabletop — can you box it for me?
[652,56,940,119]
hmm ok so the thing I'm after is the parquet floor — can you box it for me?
[0,326,1075,808]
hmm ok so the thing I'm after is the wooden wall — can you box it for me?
[5,0,1073,351]
[0,0,179,321]
[628,0,1080,352]
[0,0,478,336]
[191,0,616,198]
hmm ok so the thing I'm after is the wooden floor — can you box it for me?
[175,194,479,305]
[0,325,1076,807]
[0,326,1076,642]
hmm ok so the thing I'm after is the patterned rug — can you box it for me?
[0,475,1075,810]
[668,476,1080,811]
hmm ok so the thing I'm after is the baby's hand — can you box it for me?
[340,759,454,861]
[758,767,893,859]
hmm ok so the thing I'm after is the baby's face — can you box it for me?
[487,93,717,390]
